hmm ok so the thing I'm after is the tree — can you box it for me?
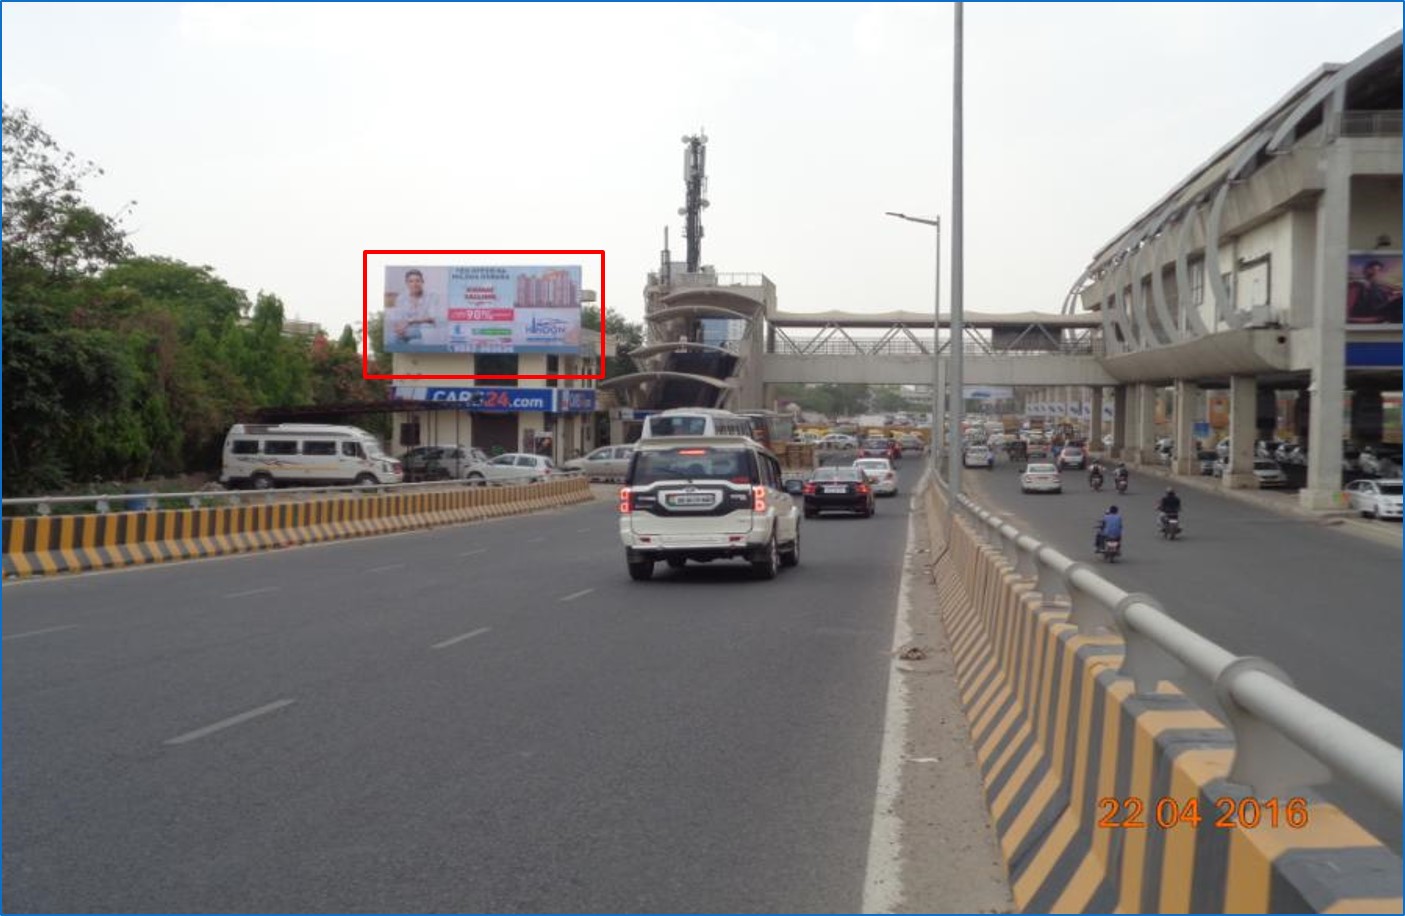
[581,306,644,379]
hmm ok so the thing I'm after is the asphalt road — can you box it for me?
[961,456,1403,849]
[3,465,922,913]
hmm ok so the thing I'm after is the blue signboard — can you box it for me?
[1346,341,1402,368]
[392,386,554,412]
[1193,421,1211,438]
[558,389,597,413]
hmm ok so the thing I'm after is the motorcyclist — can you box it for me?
[1113,462,1129,490]
[1095,505,1123,552]
[1087,459,1104,486]
[1157,487,1182,531]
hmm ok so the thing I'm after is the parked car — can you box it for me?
[464,453,559,484]
[963,445,994,469]
[852,458,899,495]
[1251,458,1289,488]
[618,436,800,580]
[1360,447,1404,478]
[1057,446,1086,471]
[401,445,489,481]
[1196,450,1218,476]
[561,444,634,480]
[1343,478,1404,520]
[1020,462,1062,494]
[803,466,875,518]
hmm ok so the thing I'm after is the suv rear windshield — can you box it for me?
[648,417,709,436]
[631,447,756,486]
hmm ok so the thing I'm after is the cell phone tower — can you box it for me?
[680,132,709,273]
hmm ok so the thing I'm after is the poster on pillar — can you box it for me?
[1346,252,1403,325]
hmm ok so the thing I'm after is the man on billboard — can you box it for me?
[389,269,444,344]
[1347,257,1403,324]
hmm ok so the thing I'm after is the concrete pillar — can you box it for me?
[1112,387,1128,458]
[1131,383,1157,464]
[1090,386,1105,452]
[1173,380,1198,476]
[1224,375,1259,489]
[1350,388,1384,445]
[1300,147,1349,510]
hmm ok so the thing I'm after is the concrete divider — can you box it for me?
[3,477,594,578]
[923,481,1402,913]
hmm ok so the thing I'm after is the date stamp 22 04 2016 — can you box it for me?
[1098,796,1311,830]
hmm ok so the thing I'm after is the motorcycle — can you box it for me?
[1094,524,1121,562]
[1114,473,1128,494]
[1158,512,1181,540]
[1089,473,1103,492]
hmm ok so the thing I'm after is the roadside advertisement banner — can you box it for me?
[384,265,583,353]
[1346,252,1403,324]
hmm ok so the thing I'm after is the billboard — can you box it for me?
[1346,252,1403,324]
[383,265,583,354]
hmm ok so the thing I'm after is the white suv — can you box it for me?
[618,436,801,581]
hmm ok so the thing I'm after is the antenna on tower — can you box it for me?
[679,131,709,273]
[660,226,672,286]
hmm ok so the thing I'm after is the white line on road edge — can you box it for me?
[861,510,918,914]
[367,564,405,573]
[223,586,279,599]
[459,549,488,557]
[431,627,491,650]
[3,624,79,641]
[559,588,595,602]
[164,699,295,746]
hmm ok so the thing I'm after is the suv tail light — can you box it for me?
[618,488,633,514]
[802,483,817,495]
[857,483,870,494]
[753,485,767,512]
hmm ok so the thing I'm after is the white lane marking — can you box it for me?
[431,627,491,650]
[164,699,295,746]
[224,587,279,599]
[861,511,918,914]
[367,563,405,574]
[559,588,595,602]
[459,549,488,558]
[3,624,78,641]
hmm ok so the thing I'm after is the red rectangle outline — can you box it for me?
[362,250,606,381]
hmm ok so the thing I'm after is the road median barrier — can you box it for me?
[3,477,592,578]
[920,473,1402,913]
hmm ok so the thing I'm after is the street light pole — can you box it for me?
[884,211,942,474]
[950,1,965,508]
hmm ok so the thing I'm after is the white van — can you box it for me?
[221,424,403,490]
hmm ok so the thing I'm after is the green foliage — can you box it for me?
[582,306,644,379]
[1,108,388,496]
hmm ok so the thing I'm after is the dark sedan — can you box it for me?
[803,466,875,518]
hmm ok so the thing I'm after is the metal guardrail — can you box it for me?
[2,474,586,517]
[1338,109,1403,137]
[932,475,1403,813]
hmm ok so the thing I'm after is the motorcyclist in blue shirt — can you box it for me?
[1095,505,1123,552]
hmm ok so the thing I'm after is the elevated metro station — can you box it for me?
[605,35,1402,512]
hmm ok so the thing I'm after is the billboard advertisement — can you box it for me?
[1347,252,1403,324]
[383,265,583,354]
[391,386,555,412]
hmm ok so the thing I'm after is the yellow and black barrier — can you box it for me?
[923,483,1402,913]
[3,478,593,579]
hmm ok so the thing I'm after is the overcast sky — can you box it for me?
[3,2,1400,337]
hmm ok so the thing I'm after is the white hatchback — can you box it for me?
[852,458,899,495]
